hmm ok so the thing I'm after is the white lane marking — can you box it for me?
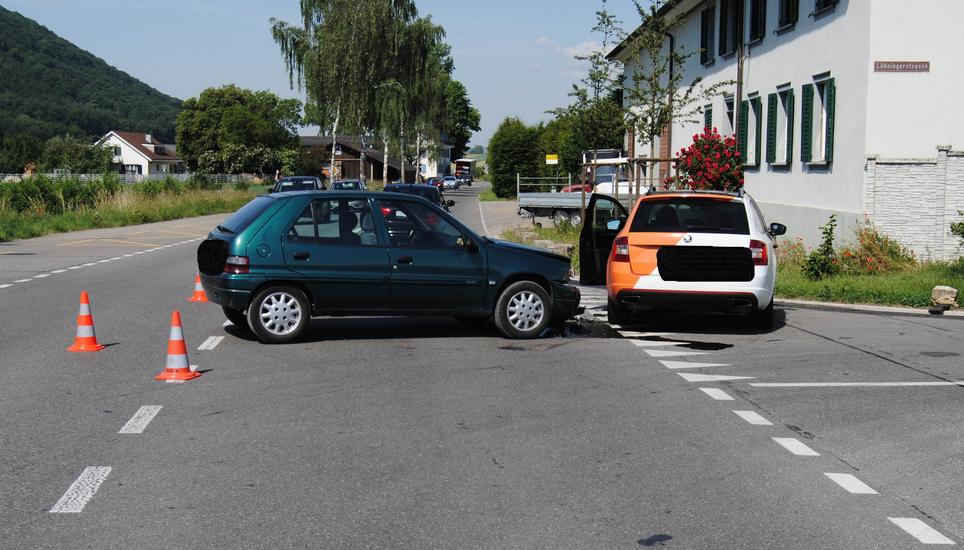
[677,373,754,383]
[0,284,12,289]
[51,269,67,273]
[643,349,708,358]
[122,254,132,258]
[197,336,224,351]
[700,388,734,400]
[752,382,964,387]
[49,467,112,513]
[733,410,773,425]
[616,331,676,337]
[223,320,234,327]
[661,360,730,370]
[68,266,83,270]
[772,437,820,456]
[118,406,162,434]
[15,278,32,283]
[83,262,97,267]
[33,274,50,278]
[478,199,491,236]
[889,518,955,545]
[824,473,878,495]
[97,259,111,263]
[628,340,687,347]
[188,364,199,373]
[109,256,122,260]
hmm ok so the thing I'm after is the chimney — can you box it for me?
[145,134,152,144]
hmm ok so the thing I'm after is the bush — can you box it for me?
[488,116,541,198]
[838,221,915,275]
[952,211,964,248]
[777,236,807,267]
[138,179,164,198]
[666,128,743,191]
[802,215,839,280]
[160,175,183,195]
[233,180,249,191]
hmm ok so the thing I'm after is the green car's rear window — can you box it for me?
[219,196,275,233]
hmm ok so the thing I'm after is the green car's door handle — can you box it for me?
[397,256,414,265]
[293,251,310,260]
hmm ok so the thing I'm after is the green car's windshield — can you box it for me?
[219,196,275,233]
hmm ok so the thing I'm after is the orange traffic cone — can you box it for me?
[68,291,105,352]
[155,311,201,382]
[187,274,208,302]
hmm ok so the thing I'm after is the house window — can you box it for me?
[724,96,735,135]
[778,0,799,29]
[749,0,766,42]
[738,96,763,167]
[700,4,716,65]
[815,0,838,13]
[766,88,795,165]
[124,164,142,175]
[801,77,836,163]
[112,146,121,156]
[719,0,739,56]
[154,146,166,155]
[704,105,713,131]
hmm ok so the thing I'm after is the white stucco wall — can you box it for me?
[101,134,149,174]
[865,1,964,158]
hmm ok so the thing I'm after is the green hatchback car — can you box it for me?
[197,191,581,343]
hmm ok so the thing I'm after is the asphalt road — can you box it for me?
[1,186,963,549]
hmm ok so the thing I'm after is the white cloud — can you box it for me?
[563,41,602,59]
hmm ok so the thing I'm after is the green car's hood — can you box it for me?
[486,238,570,263]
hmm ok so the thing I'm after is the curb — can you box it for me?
[776,298,964,319]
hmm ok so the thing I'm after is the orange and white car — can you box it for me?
[578,190,786,329]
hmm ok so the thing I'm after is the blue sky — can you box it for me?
[2,0,645,146]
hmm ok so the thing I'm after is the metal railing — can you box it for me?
[0,173,265,184]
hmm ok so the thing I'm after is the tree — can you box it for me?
[38,134,111,173]
[0,134,43,173]
[175,85,301,173]
[444,79,481,160]
[488,117,541,198]
[621,1,730,187]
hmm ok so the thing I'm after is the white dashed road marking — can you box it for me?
[660,360,730,370]
[752,382,964,388]
[643,349,708,358]
[67,266,82,270]
[51,269,67,273]
[617,331,677,337]
[49,467,112,513]
[677,372,754,383]
[118,406,163,434]
[699,388,735,401]
[0,284,11,289]
[223,320,234,327]
[628,339,687,347]
[33,273,50,278]
[824,473,878,495]
[888,517,955,545]
[198,336,224,351]
[733,410,773,425]
[772,437,820,456]
[14,279,30,283]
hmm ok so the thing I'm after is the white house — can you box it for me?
[419,141,453,179]
[100,131,184,176]
[609,0,964,260]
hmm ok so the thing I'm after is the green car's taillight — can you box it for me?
[224,255,250,274]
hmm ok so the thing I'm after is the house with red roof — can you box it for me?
[99,131,184,176]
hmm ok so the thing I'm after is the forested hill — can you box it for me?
[0,5,182,143]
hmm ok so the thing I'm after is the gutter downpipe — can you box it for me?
[734,0,745,147]
[664,30,675,190]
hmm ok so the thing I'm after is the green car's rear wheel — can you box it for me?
[248,285,310,344]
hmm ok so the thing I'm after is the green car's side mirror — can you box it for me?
[447,200,455,207]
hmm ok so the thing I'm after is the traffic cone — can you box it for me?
[68,291,105,352]
[155,311,201,382]
[187,274,208,302]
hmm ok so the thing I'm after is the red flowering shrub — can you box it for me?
[664,128,743,191]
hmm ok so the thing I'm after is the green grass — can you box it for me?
[479,186,512,202]
[776,261,964,308]
[0,187,260,241]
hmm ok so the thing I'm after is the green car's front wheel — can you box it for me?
[248,285,310,344]
[494,281,552,339]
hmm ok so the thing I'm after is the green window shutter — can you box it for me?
[825,78,835,163]
[801,84,813,163]
[766,93,778,164]
[737,100,749,161]
[704,107,713,131]
[753,97,763,165]
[785,89,795,163]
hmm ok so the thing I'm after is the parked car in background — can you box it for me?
[384,183,455,212]
[579,189,786,329]
[442,176,460,190]
[425,177,442,190]
[560,183,592,193]
[270,176,325,193]
[456,175,473,187]
[197,191,581,342]
[330,179,367,191]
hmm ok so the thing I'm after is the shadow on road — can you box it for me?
[224,315,502,343]
[614,308,788,336]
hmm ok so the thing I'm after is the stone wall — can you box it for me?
[864,146,964,261]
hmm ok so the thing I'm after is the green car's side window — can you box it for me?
[378,199,462,250]
[287,199,379,246]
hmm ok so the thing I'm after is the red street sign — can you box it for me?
[874,61,930,72]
